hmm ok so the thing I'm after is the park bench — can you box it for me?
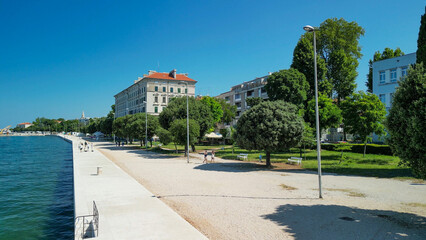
[287,157,302,165]
[237,153,248,161]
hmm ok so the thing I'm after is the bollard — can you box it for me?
[97,167,102,175]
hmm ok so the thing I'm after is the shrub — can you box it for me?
[321,143,393,155]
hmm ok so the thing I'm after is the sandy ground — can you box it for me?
[93,141,426,240]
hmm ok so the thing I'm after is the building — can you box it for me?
[16,122,32,128]
[216,73,270,126]
[114,69,196,118]
[78,111,90,125]
[372,52,416,141]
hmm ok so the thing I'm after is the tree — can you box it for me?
[169,119,200,154]
[201,96,223,124]
[417,7,426,64]
[156,127,173,145]
[129,113,159,147]
[291,34,332,98]
[298,122,315,159]
[386,63,426,178]
[245,97,263,107]
[159,97,214,140]
[316,18,365,103]
[100,104,115,135]
[307,94,342,134]
[366,48,404,93]
[236,101,304,167]
[264,68,309,107]
[341,91,386,157]
[217,98,237,124]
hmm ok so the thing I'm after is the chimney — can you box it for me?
[148,70,156,75]
[169,69,177,78]
[268,72,272,75]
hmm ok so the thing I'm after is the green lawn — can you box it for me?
[215,147,415,179]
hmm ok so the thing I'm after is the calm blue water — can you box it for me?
[0,136,74,240]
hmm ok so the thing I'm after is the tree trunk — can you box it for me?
[191,144,195,152]
[174,143,178,153]
[184,145,188,157]
[266,151,271,167]
[363,138,367,158]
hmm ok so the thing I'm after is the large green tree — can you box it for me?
[386,63,426,178]
[264,68,309,108]
[236,101,304,167]
[307,94,342,134]
[341,91,387,157]
[245,97,263,107]
[291,34,332,98]
[366,48,404,93]
[159,97,214,141]
[217,98,237,125]
[317,18,365,103]
[201,96,223,124]
[417,7,426,64]
[129,113,159,146]
[169,119,200,154]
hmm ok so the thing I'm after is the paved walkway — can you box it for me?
[64,135,207,240]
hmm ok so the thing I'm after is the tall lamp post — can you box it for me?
[303,25,322,198]
[180,81,190,163]
[143,101,148,150]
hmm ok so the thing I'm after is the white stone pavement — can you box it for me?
[61,135,207,240]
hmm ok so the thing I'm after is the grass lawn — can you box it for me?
[215,147,415,179]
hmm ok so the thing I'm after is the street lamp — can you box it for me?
[143,101,148,150]
[303,25,323,199]
[180,81,190,163]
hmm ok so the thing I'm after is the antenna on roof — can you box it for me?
[157,60,160,72]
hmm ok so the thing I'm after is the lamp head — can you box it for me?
[303,25,315,32]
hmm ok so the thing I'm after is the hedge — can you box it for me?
[321,143,393,156]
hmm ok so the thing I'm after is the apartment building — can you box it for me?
[216,73,270,125]
[372,52,416,142]
[114,69,196,118]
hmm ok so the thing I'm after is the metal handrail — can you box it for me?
[74,201,99,239]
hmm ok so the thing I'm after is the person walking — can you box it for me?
[91,143,94,152]
[84,142,88,152]
[203,150,208,164]
[211,150,215,163]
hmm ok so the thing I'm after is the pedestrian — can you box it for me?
[203,150,208,164]
[84,142,88,152]
[211,150,215,163]
[91,143,94,152]
[79,142,83,152]
[259,154,262,163]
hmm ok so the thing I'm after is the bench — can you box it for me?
[287,157,302,165]
[237,153,248,160]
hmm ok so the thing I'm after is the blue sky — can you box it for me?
[0,0,424,127]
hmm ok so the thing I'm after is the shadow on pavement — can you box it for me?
[157,194,316,200]
[194,162,320,174]
[262,204,426,240]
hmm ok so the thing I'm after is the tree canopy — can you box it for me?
[159,97,214,139]
[236,101,304,167]
[264,68,309,107]
[200,96,223,124]
[217,98,237,124]
[417,7,426,64]
[169,119,200,153]
[317,18,365,103]
[245,97,263,107]
[386,63,426,178]
[307,94,342,134]
[341,91,387,156]
[291,34,332,98]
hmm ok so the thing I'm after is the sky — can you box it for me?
[0,0,424,128]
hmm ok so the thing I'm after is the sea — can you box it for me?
[0,136,74,240]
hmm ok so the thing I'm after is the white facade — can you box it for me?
[114,70,196,118]
[372,52,416,142]
[372,53,416,112]
[216,74,270,126]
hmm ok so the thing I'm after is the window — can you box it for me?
[185,88,187,94]
[155,86,158,91]
[225,96,230,101]
[162,96,166,103]
[170,87,174,93]
[155,107,158,113]
[235,94,241,100]
[379,71,386,84]
[236,102,241,108]
[401,67,408,77]
[261,87,267,93]
[178,88,181,93]
[163,87,166,92]
[390,69,397,82]
[247,90,253,97]
[155,96,158,103]
[379,94,386,106]
[236,111,240,117]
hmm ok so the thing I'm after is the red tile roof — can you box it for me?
[144,72,197,82]
[18,122,31,125]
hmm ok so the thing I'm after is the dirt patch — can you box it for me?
[403,202,426,209]
[324,188,366,198]
[280,184,297,190]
